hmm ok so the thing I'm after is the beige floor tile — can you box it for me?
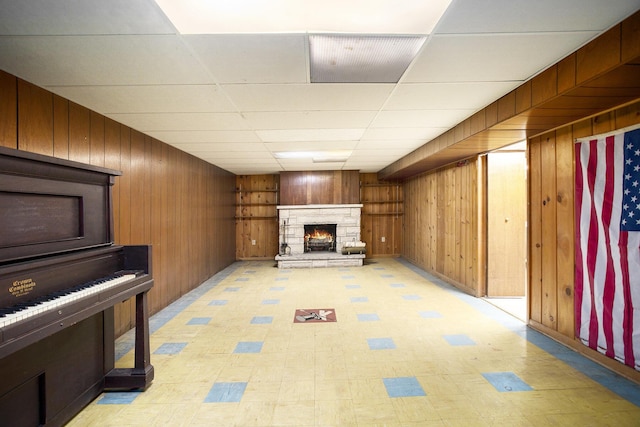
[65,259,640,427]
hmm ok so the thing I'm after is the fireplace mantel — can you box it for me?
[275,204,364,268]
[277,204,363,210]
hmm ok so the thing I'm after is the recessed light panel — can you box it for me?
[310,34,426,83]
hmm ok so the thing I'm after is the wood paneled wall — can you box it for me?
[360,173,403,256]
[403,159,484,296]
[235,174,280,259]
[235,171,404,258]
[279,170,359,205]
[0,72,236,337]
[528,100,640,380]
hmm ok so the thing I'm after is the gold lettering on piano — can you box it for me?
[9,278,36,297]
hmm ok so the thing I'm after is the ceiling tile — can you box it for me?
[184,34,308,84]
[372,109,474,128]
[49,85,236,114]
[405,32,598,83]
[168,142,268,152]
[106,112,250,132]
[0,0,175,35]
[386,82,520,110]
[244,111,377,130]
[221,84,395,111]
[362,127,447,141]
[147,131,260,144]
[0,35,212,86]
[154,0,452,34]
[257,129,365,143]
[436,0,640,33]
[355,139,426,149]
[265,141,359,152]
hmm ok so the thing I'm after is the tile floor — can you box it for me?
[68,258,640,426]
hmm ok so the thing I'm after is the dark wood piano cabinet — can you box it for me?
[0,147,154,426]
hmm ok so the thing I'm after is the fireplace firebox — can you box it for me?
[304,224,336,252]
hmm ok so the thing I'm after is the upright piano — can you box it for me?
[0,146,154,426]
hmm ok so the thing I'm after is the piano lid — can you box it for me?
[0,147,122,264]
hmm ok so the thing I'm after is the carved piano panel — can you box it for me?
[0,147,153,426]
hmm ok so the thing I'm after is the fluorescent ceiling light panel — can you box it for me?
[274,150,351,159]
[153,0,453,34]
[310,35,426,83]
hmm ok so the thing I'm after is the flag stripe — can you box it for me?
[575,128,640,371]
[574,142,585,340]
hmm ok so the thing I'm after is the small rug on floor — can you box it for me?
[294,308,336,323]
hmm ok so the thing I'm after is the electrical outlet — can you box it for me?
[251,240,256,246]
[381,236,386,242]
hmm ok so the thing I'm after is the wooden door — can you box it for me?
[487,150,526,297]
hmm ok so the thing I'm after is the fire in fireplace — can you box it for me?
[304,224,337,252]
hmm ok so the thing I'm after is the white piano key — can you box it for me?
[0,274,137,330]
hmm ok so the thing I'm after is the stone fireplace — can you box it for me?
[275,204,364,268]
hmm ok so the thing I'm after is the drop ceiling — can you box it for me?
[0,0,638,175]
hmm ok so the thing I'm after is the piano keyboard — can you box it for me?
[0,273,137,330]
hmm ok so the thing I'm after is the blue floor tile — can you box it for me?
[251,316,273,324]
[342,275,355,279]
[262,299,280,305]
[419,311,443,318]
[275,277,289,281]
[368,337,396,350]
[235,277,249,282]
[390,283,406,288]
[209,299,228,306]
[373,267,385,270]
[270,286,285,291]
[443,334,476,346]
[187,317,211,325]
[204,382,248,403]
[381,274,394,278]
[154,342,188,355]
[402,295,422,300]
[383,377,426,397]
[346,284,361,289]
[350,296,368,303]
[97,391,141,405]
[357,313,380,322]
[482,372,533,392]
[225,287,240,292]
[244,270,256,274]
[233,341,264,353]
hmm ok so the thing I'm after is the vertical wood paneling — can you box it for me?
[89,111,104,167]
[235,174,279,259]
[7,70,236,338]
[403,161,481,295]
[540,134,558,330]
[527,100,640,382]
[68,102,90,163]
[555,127,575,338]
[17,80,53,155]
[52,95,69,159]
[359,173,403,257]
[0,71,17,148]
[529,137,543,323]
[116,126,132,336]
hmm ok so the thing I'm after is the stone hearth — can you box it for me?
[275,204,364,268]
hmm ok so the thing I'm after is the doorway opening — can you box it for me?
[484,141,527,321]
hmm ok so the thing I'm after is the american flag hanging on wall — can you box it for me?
[575,126,640,371]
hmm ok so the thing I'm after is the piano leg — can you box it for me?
[104,290,154,390]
